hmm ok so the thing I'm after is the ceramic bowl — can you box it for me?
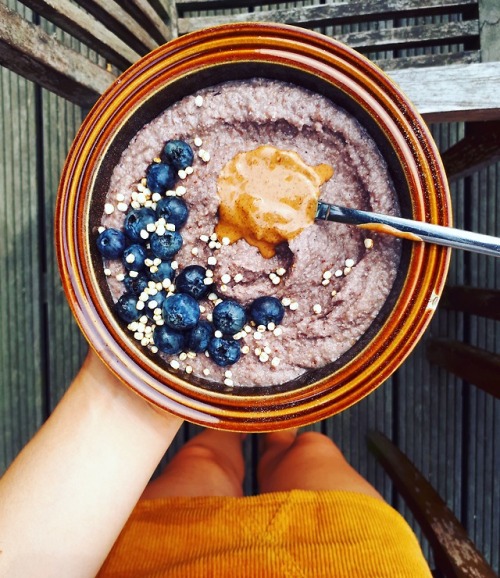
[56,23,451,431]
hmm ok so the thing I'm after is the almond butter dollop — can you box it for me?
[215,145,334,258]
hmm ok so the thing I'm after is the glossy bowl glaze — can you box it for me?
[56,23,451,431]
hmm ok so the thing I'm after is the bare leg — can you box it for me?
[258,430,382,500]
[142,429,245,499]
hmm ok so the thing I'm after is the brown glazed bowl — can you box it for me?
[56,23,451,431]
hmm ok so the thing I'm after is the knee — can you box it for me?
[179,442,244,480]
[294,432,345,459]
[178,443,218,464]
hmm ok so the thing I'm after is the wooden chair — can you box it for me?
[367,431,498,578]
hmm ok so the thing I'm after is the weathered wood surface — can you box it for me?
[367,431,498,578]
[176,0,478,16]
[173,0,500,124]
[389,62,500,122]
[73,0,160,55]
[150,0,178,40]
[177,0,479,34]
[0,3,115,107]
[377,50,480,71]
[333,19,478,54]
[18,0,141,70]
[119,0,173,45]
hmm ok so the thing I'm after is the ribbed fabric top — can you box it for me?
[98,490,432,577]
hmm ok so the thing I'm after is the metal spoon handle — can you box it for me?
[316,201,500,258]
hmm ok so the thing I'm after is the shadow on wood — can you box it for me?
[429,285,500,399]
[440,285,500,321]
[427,339,500,399]
[442,121,500,180]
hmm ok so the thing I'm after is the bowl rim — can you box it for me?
[56,22,451,431]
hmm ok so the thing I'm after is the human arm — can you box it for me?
[0,349,184,578]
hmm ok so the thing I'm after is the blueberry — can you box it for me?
[162,293,200,331]
[248,296,285,326]
[122,244,147,272]
[147,260,175,284]
[207,337,241,367]
[153,325,185,355]
[123,272,149,295]
[124,208,156,242]
[150,231,183,259]
[212,300,246,335]
[175,265,209,300]
[96,228,126,259]
[146,162,176,194]
[185,320,213,353]
[114,292,140,323]
[162,140,194,170]
[155,197,189,229]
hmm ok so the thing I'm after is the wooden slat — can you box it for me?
[176,0,289,7]
[150,0,175,25]
[440,285,500,320]
[0,3,115,107]
[75,0,159,55]
[177,0,478,34]
[442,120,500,179]
[177,0,477,15]
[150,0,177,38]
[18,0,141,69]
[377,49,480,71]
[427,339,500,399]
[336,19,478,54]
[367,431,497,578]
[121,0,173,45]
[389,61,500,122]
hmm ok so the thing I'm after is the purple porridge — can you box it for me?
[98,78,401,387]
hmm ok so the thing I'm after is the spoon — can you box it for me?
[315,201,500,258]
